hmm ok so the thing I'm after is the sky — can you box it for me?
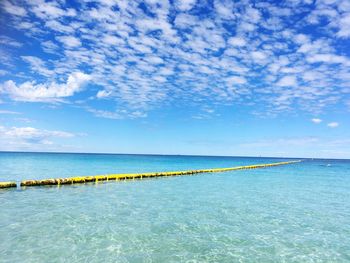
[0,0,349,158]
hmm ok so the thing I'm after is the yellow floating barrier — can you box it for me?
[0,160,301,189]
[0,181,17,189]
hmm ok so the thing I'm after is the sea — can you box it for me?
[0,152,349,262]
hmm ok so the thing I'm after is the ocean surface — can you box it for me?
[0,152,349,262]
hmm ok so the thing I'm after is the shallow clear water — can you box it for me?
[0,152,349,262]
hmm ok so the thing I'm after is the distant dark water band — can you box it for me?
[0,161,301,189]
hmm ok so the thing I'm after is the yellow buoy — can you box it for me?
[0,181,17,188]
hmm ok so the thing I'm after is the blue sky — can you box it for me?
[0,0,349,158]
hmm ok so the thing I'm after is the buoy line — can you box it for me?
[0,160,301,189]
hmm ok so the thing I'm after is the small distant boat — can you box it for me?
[327,164,331,167]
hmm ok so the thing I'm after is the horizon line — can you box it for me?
[0,150,349,161]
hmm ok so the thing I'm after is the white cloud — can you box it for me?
[327,122,339,128]
[102,35,124,45]
[0,36,22,47]
[306,54,349,65]
[41,41,59,54]
[96,90,112,98]
[251,51,268,61]
[226,76,247,85]
[144,56,164,64]
[336,13,350,38]
[1,0,350,118]
[0,69,8,76]
[87,108,147,119]
[227,37,246,47]
[2,126,74,139]
[0,126,75,147]
[245,7,261,23]
[21,56,54,77]
[0,110,20,114]
[45,20,75,34]
[56,36,81,48]
[0,72,91,102]
[214,0,235,19]
[1,0,27,16]
[175,0,197,11]
[31,1,66,19]
[311,118,322,123]
[294,34,309,45]
[276,76,297,86]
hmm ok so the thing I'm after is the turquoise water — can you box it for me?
[0,153,349,262]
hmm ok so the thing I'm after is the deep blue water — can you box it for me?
[0,152,349,262]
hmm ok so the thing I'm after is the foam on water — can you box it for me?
[1,153,349,262]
